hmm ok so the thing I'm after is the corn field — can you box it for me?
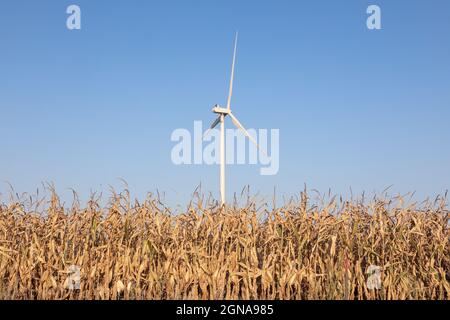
[0,187,449,300]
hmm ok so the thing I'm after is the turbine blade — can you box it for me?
[226,32,238,110]
[210,116,221,130]
[229,112,267,156]
[203,116,221,139]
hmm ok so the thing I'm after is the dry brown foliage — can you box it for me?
[0,187,449,300]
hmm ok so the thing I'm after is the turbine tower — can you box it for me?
[204,33,266,206]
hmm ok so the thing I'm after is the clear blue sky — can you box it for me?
[1,0,449,206]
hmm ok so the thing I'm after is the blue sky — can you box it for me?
[1,0,449,206]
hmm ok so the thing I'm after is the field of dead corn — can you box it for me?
[0,188,449,300]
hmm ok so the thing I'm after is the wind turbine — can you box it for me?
[204,33,266,206]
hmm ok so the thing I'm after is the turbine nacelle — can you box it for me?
[212,105,231,115]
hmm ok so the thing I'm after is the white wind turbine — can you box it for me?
[204,33,266,206]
